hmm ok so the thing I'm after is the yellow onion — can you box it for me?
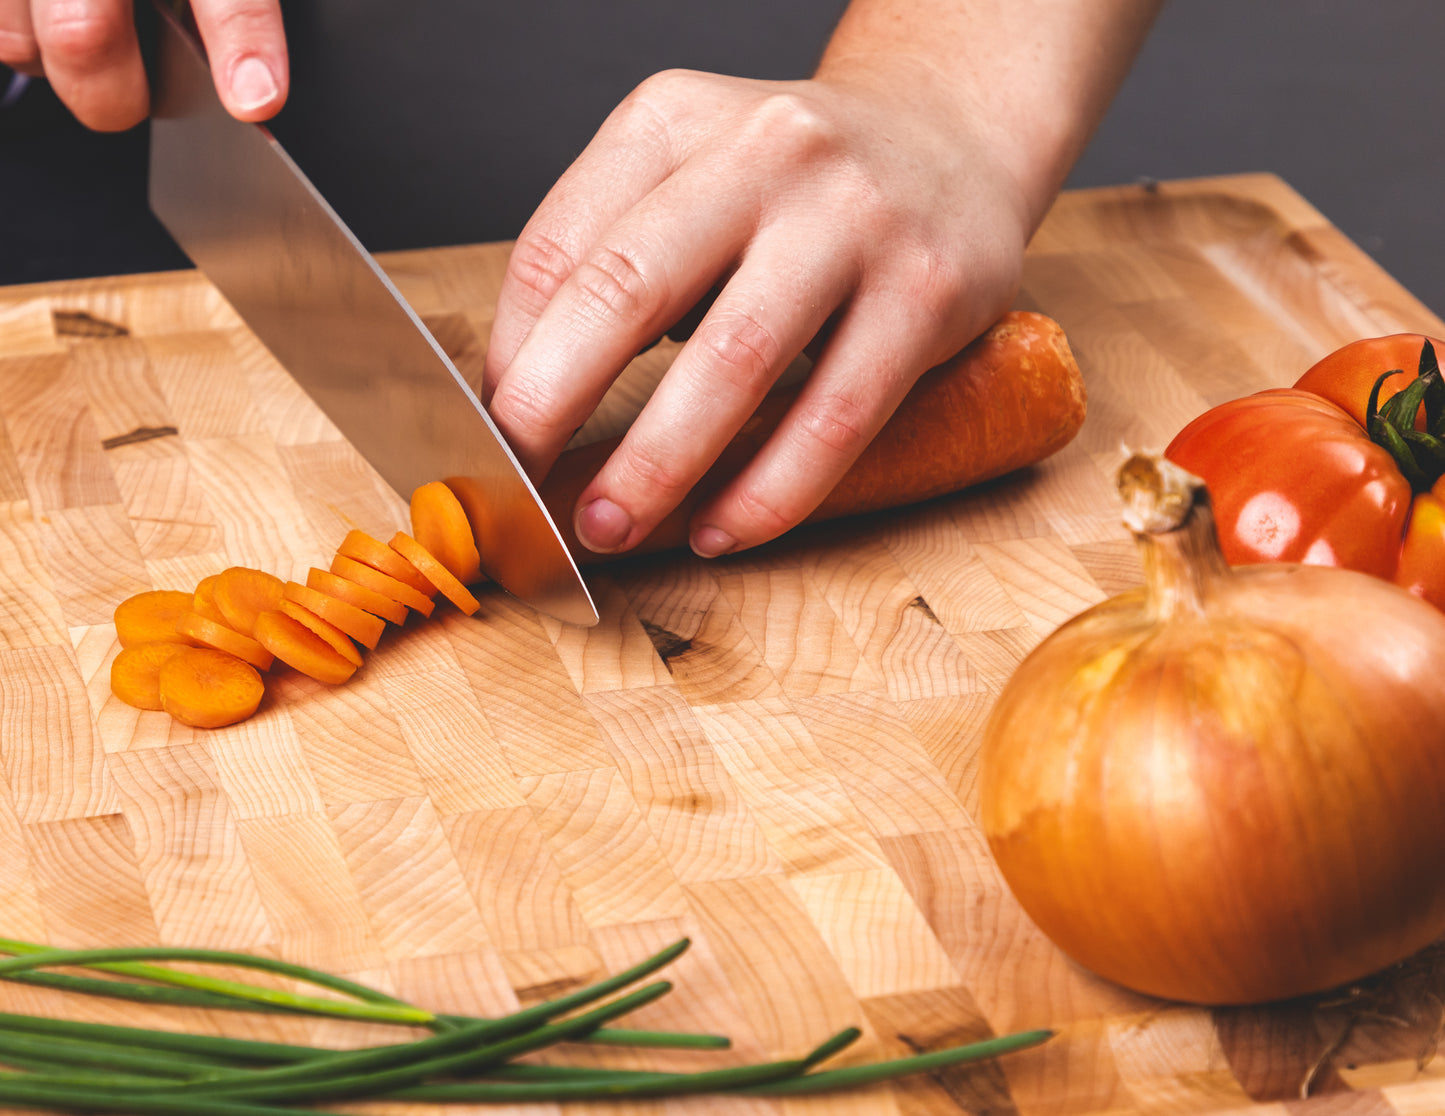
[977,453,1445,1005]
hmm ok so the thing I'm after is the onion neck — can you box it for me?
[1117,453,1233,621]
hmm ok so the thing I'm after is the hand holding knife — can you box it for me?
[146,2,598,627]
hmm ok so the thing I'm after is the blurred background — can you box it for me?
[3,1,1443,315]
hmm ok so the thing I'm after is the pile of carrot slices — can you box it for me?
[110,482,483,728]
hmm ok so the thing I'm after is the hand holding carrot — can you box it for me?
[483,0,1160,560]
[483,63,1029,560]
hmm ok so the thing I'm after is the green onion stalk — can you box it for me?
[0,936,1052,1110]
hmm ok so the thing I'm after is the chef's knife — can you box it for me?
[146,5,599,627]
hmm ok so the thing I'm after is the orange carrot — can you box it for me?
[254,611,357,686]
[335,529,437,598]
[110,642,186,711]
[282,582,386,650]
[389,532,481,615]
[305,568,409,626]
[158,648,265,729]
[192,575,231,626]
[278,599,363,668]
[410,481,482,585]
[113,590,197,648]
[176,611,275,672]
[213,567,286,637]
[328,554,435,618]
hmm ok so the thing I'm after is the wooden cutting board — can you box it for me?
[1,173,1443,1114]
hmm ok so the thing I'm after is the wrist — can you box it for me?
[814,0,1162,236]
[810,50,1043,235]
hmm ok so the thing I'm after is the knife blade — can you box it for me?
[146,6,598,627]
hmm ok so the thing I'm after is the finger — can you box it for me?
[191,0,287,121]
[485,161,668,394]
[33,0,148,130]
[0,0,39,74]
[685,294,946,557]
[571,236,855,554]
[486,152,766,480]
[484,70,742,387]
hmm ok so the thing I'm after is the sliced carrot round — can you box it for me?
[329,554,435,618]
[176,611,275,672]
[305,568,409,626]
[192,575,231,626]
[282,583,385,650]
[213,567,286,637]
[114,590,196,648]
[278,599,363,668]
[336,529,437,598]
[390,532,481,615]
[110,642,186,711]
[254,611,357,686]
[158,648,265,729]
[410,481,483,584]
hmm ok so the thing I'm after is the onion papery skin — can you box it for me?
[978,484,1445,1006]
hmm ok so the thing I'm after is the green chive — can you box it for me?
[0,946,430,1026]
[0,1011,332,1066]
[739,1027,1055,1094]
[393,1025,858,1102]
[0,935,1050,1111]
[127,982,676,1105]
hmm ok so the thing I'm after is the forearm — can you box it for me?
[815,0,1162,232]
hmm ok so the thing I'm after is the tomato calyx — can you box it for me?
[1365,340,1445,493]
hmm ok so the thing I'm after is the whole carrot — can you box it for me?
[540,310,1086,562]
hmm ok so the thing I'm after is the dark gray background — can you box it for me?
[4,1,1443,315]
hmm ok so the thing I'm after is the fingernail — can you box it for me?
[576,498,632,553]
[231,56,279,112]
[691,526,737,559]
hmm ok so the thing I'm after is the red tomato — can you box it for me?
[1292,333,1434,428]
[1165,334,1445,610]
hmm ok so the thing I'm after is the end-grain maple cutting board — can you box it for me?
[1,174,1444,1114]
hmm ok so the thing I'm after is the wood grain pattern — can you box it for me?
[0,174,1442,1113]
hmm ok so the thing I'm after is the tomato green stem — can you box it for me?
[1365,340,1445,492]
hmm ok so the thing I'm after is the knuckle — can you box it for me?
[885,231,1020,351]
[694,308,782,392]
[505,231,578,311]
[634,67,696,97]
[36,7,125,64]
[616,437,695,505]
[605,69,694,145]
[628,68,702,112]
[829,164,887,222]
[209,1,280,38]
[912,242,966,302]
[488,376,572,449]
[895,240,968,324]
[745,91,840,162]
[793,389,872,459]
[730,481,798,538]
[571,243,664,328]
